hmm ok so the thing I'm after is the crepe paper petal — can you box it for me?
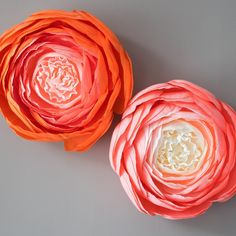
[110,80,236,219]
[0,10,133,151]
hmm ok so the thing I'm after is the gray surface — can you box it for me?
[0,0,236,235]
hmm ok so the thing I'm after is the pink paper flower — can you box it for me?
[110,80,236,219]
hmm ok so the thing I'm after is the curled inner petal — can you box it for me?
[34,55,81,106]
[155,121,206,174]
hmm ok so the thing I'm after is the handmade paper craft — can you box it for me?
[0,10,133,151]
[110,80,236,219]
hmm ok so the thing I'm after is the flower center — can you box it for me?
[156,121,205,174]
[34,55,80,106]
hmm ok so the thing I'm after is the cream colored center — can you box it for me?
[156,121,205,174]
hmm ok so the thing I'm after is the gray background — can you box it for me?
[0,0,236,235]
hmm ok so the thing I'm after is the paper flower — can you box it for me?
[110,80,236,219]
[0,10,133,151]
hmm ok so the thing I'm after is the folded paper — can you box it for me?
[110,80,236,219]
[0,10,133,151]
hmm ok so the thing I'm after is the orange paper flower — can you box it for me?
[110,80,236,219]
[0,10,133,151]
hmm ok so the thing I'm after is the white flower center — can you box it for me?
[156,121,205,174]
[34,55,80,106]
